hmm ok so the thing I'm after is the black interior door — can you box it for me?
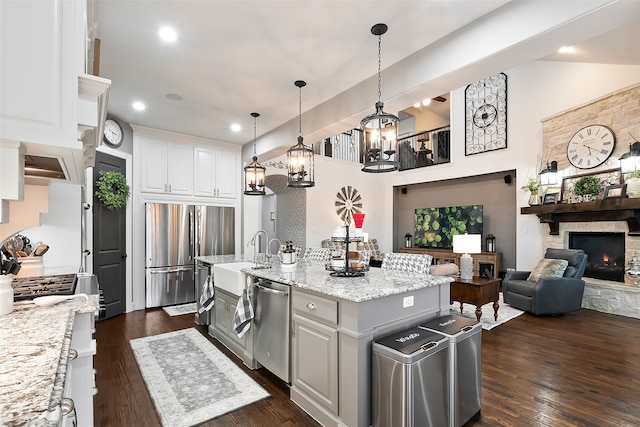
[93,151,127,319]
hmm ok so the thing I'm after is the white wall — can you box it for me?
[241,155,394,253]
[243,190,263,250]
[509,61,640,270]
[243,61,640,267]
[414,108,450,134]
[18,182,82,273]
[388,61,640,271]
[306,156,392,251]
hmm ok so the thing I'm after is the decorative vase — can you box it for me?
[528,191,541,206]
[0,275,13,316]
[626,177,640,198]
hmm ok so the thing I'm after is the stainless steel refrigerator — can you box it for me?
[145,203,234,308]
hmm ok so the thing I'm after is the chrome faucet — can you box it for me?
[267,238,282,263]
[248,230,269,265]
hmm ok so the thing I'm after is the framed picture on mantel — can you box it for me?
[542,192,559,204]
[604,183,627,199]
[560,168,621,203]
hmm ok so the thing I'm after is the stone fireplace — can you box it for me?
[536,83,640,319]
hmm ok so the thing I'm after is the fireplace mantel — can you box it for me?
[521,198,640,235]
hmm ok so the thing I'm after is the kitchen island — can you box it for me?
[0,298,99,426]
[197,256,453,427]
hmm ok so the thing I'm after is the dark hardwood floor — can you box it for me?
[93,308,316,427]
[94,307,640,427]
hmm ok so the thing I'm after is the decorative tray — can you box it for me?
[330,236,363,243]
[325,250,371,277]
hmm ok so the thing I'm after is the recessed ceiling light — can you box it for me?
[422,99,432,106]
[558,46,575,54]
[133,101,146,111]
[166,93,183,101]
[159,27,178,42]
[230,123,241,132]
[413,103,421,108]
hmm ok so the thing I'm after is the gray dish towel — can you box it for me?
[198,275,215,314]
[233,287,254,338]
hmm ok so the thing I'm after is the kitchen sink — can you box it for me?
[213,262,258,296]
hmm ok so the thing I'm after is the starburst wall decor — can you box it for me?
[335,186,362,222]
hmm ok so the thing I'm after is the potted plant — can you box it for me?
[573,175,601,201]
[625,170,640,198]
[521,178,541,205]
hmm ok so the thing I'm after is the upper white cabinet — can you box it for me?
[141,138,193,195]
[0,0,84,148]
[194,147,237,199]
[167,144,194,195]
[0,0,110,189]
[134,126,240,200]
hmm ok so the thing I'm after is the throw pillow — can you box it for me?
[430,263,459,276]
[527,259,569,282]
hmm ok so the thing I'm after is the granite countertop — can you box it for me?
[196,255,452,303]
[0,297,98,427]
[197,254,250,265]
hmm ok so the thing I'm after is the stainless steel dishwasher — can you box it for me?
[254,278,291,383]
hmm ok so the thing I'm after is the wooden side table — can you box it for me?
[450,276,501,321]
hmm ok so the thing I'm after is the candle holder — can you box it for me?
[626,252,640,287]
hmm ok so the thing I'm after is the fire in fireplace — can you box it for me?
[568,232,625,282]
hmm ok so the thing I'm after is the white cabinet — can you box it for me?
[167,144,194,195]
[0,0,109,188]
[0,142,24,201]
[139,136,239,199]
[194,147,215,197]
[64,311,97,427]
[141,138,168,193]
[0,0,85,148]
[194,147,237,199]
[141,138,193,195]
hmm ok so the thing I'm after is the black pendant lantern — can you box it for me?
[287,80,315,187]
[620,140,640,173]
[361,23,399,173]
[243,112,266,196]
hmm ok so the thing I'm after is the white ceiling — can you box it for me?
[93,1,640,156]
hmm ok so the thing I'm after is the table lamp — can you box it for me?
[453,234,481,280]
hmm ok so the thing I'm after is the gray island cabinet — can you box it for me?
[196,256,452,427]
[213,287,252,361]
[196,256,258,369]
[249,262,452,427]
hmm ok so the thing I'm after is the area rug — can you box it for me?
[130,328,269,427]
[452,292,525,330]
[162,302,197,316]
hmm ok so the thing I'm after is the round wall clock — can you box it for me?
[465,73,507,155]
[335,186,362,222]
[103,118,124,148]
[566,124,616,169]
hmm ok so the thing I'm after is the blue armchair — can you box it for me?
[503,248,588,315]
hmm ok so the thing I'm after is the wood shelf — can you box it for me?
[521,198,640,235]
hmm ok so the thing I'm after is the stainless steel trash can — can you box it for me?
[419,314,482,427]
[372,326,449,427]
